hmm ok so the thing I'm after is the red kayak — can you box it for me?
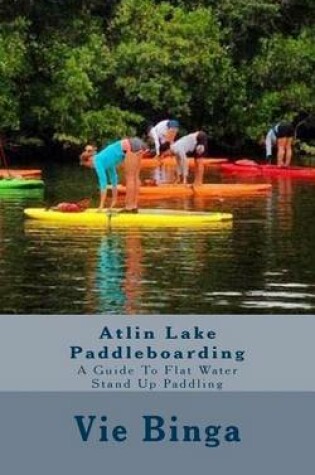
[140,156,227,169]
[0,169,42,178]
[220,161,315,180]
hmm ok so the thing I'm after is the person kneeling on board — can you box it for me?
[80,138,147,213]
[170,131,208,185]
[265,121,295,167]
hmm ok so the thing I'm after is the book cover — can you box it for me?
[0,2,314,474]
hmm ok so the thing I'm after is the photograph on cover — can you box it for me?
[1,3,315,474]
[0,1,314,315]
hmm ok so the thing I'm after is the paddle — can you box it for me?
[105,208,116,230]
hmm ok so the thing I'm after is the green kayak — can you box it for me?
[0,178,44,190]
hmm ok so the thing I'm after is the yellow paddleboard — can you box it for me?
[24,208,233,228]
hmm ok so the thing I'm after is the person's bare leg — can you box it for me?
[124,151,140,209]
[124,152,135,209]
[133,154,141,209]
[277,138,286,167]
[284,138,293,167]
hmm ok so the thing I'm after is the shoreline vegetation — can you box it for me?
[0,1,314,159]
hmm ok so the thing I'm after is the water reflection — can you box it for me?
[22,223,232,314]
[275,177,294,232]
[0,161,315,314]
[94,233,143,314]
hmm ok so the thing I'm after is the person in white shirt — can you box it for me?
[170,131,208,184]
[147,119,179,157]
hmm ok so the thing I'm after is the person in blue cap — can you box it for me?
[147,119,180,157]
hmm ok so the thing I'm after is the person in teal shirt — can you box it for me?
[80,138,147,212]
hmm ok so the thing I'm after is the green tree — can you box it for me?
[244,27,315,140]
[109,0,236,137]
[24,17,142,145]
[0,0,314,150]
[0,18,28,131]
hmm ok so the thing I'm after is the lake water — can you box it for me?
[1,159,315,314]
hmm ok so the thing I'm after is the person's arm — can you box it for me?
[109,187,118,209]
[150,128,160,156]
[99,190,107,210]
[193,158,204,185]
[107,166,119,209]
[265,129,276,158]
[179,149,188,184]
[94,158,108,210]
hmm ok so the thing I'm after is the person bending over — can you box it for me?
[147,119,179,157]
[80,138,147,213]
[170,131,208,185]
[265,121,294,167]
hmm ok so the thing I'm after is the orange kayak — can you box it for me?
[0,169,42,178]
[118,184,193,197]
[117,183,271,197]
[140,157,228,169]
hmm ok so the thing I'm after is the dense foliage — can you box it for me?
[0,0,314,150]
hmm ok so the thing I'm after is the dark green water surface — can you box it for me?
[1,160,315,314]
